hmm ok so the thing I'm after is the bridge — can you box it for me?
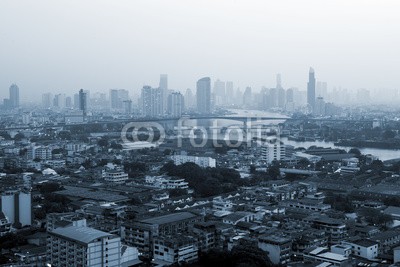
[0,115,374,131]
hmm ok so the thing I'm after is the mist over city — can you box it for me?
[1,1,400,267]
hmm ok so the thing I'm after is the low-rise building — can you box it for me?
[342,239,378,260]
[153,235,198,265]
[47,226,139,267]
[171,154,216,168]
[258,234,292,265]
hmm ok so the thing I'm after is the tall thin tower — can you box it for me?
[307,68,316,112]
[9,83,19,108]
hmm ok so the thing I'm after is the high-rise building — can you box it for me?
[314,96,326,116]
[110,89,129,110]
[261,136,286,164]
[225,81,234,105]
[243,86,252,107]
[278,88,286,108]
[184,88,195,110]
[65,96,72,108]
[42,93,53,108]
[160,74,168,111]
[47,226,139,267]
[0,190,32,227]
[141,86,163,117]
[123,100,132,114]
[196,77,211,114]
[307,67,316,112]
[79,89,87,116]
[9,83,20,108]
[167,92,184,117]
[213,79,225,106]
[53,94,65,109]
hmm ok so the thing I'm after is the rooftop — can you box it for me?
[139,212,197,225]
[50,226,114,245]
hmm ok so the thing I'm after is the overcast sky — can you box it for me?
[0,0,399,102]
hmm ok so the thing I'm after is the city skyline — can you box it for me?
[1,0,400,101]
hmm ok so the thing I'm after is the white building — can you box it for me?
[0,190,31,227]
[102,164,129,184]
[342,239,378,260]
[303,247,350,267]
[153,235,198,265]
[27,145,52,160]
[212,196,234,212]
[47,226,139,267]
[171,155,216,168]
[145,176,189,189]
[261,136,286,164]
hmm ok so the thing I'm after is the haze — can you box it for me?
[0,0,399,102]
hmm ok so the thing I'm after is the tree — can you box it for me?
[97,137,109,148]
[349,148,361,157]
[383,129,396,139]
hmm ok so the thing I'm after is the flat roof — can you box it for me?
[350,239,378,248]
[317,252,348,262]
[139,212,197,225]
[50,226,114,245]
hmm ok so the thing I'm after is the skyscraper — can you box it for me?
[79,89,87,116]
[213,79,225,106]
[167,92,184,117]
[196,77,211,114]
[160,74,168,112]
[307,67,316,112]
[9,84,19,108]
[141,86,163,117]
[42,93,53,108]
[110,89,129,110]
[225,81,234,105]
[184,88,195,110]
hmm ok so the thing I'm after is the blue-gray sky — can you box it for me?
[1,0,399,101]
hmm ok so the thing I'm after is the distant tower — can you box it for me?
[79,89,87,116]
[196,77,211,114]
[167,92,184,117]
[213,79,226,106]
[276,74,282,89]
[307,67,316,112]
[159,74,168,112]
[141,86,163,117]
[9,84,20,108]
[123,100,132,114]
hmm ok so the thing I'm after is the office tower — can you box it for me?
[167,92,184,117]
[160,74,168,111]
[213,79,225,106]
[123,100,132,114]
[0,190,32,227]
[110,89,130,110]
[141,86,163,117]
[65,96,72,108]
[269,88,277,108]
[184,88,195,109]
[225,81,234,105]
[9,83,19,108]
[243,86,252,107]
[79,89,87,116]
[307,67,316,112]
[196,77,211,114]
[278,88,286,108]
[42,93,53,108]
[110,89,119,109]
[73,93,79,109]
[314,96,326,116]
[47,226,139,267]
[53,94,65,109]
